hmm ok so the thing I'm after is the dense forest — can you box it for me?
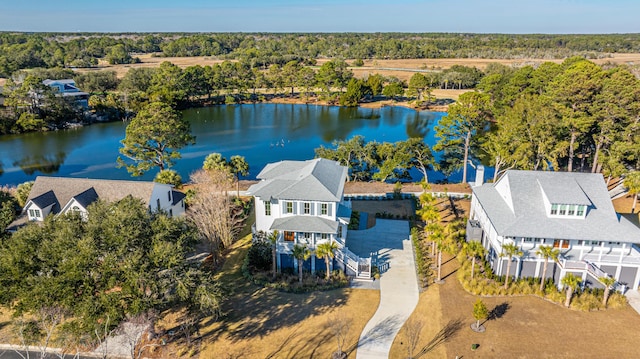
[2,32,640,76]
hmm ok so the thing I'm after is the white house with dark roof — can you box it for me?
[467,170,640,291]
[249,158,370,277]
[17,176,185,227]
[42,79,89,108]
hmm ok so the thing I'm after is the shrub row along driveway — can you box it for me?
[347,219,419,358]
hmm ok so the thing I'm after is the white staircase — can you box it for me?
[335,238,372,279]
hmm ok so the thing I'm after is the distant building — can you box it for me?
[467,170,640,291]
[42,79,89,108]
[9,176,185,231]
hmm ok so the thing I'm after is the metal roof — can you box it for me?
[248,158,347,202]
[473,170,640,243]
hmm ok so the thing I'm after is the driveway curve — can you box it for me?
[347,219,419,358]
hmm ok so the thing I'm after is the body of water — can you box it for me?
[0,104,488,186]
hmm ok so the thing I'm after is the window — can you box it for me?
[523,238,533,243]
[286,202,293,214]
[321,233,328,240]
[568,205,576,216]
[321,203,328,215]
[303,202,310,214]
[550,204,558,215]
[559,205,567,215]
[303,232,311,239]
[168,191,172,202]
[553,240,569,249]
[264,201,271,216]
[590,240,601,246]
[169,209,173,217]
[72,206,80,212]
[284,231,294,242]
[28,209,41,219]
[337,225,343,238]
[156,198,161,211]
[576,205,585,216]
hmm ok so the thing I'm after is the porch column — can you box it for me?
[534,260,541,277]
[598,242,604,262]
[619,243,626,264]
[632,267,640,291]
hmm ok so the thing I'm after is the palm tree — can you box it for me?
[229,155,249,197]
[292,244,311,284]
[598,276,617,308]
[561,273,581,308]
[624,171,640,213]
[500,243,523,289]
[431,229,445,283]
[316,241,339,280]
[536,245,560,292]
[268,230,279,280]
[465,241,485,280]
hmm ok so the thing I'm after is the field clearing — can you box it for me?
[70,52,640,82]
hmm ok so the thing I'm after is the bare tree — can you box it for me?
[328,312,352,359]
[35,306,67,359]
[404,317,424,359]
[189,169,244,261]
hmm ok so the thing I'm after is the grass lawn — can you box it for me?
[439,253,640,358]
[197,235,380,358]
[392,194,640,358]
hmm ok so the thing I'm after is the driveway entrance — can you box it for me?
[347,219,419,358]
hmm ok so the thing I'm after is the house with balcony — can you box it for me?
[467,170,640,292]
[42,79,89,109]
[10,176,185,231]
[248,158,370,278]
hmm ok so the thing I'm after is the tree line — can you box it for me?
[3,32,640,76]
[436,57,640,182]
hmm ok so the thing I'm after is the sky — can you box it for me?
[0,0,639,33]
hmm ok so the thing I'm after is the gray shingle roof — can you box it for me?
[25,176,166,214]
[248,158,347,202]
[270,216,339,233]
[474,170,640,243]
[537,176,591,205]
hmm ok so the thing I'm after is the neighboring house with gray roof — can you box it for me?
[16,176,185,228]
[42,79,89,108]
[249,158,370,278]
[467,170,640,291]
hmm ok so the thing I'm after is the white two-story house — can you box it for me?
[467,170,640,291]
[18,176,185,226]
[249,158,360,274]
[43,79,89,109]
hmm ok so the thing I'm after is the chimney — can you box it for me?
[474,165,485,186]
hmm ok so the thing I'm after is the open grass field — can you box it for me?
[197,234,380,359]
[77,53,640,81]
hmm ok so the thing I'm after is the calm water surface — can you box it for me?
[0,104,482,186]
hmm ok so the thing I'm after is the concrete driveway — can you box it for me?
[347,219,419,359]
